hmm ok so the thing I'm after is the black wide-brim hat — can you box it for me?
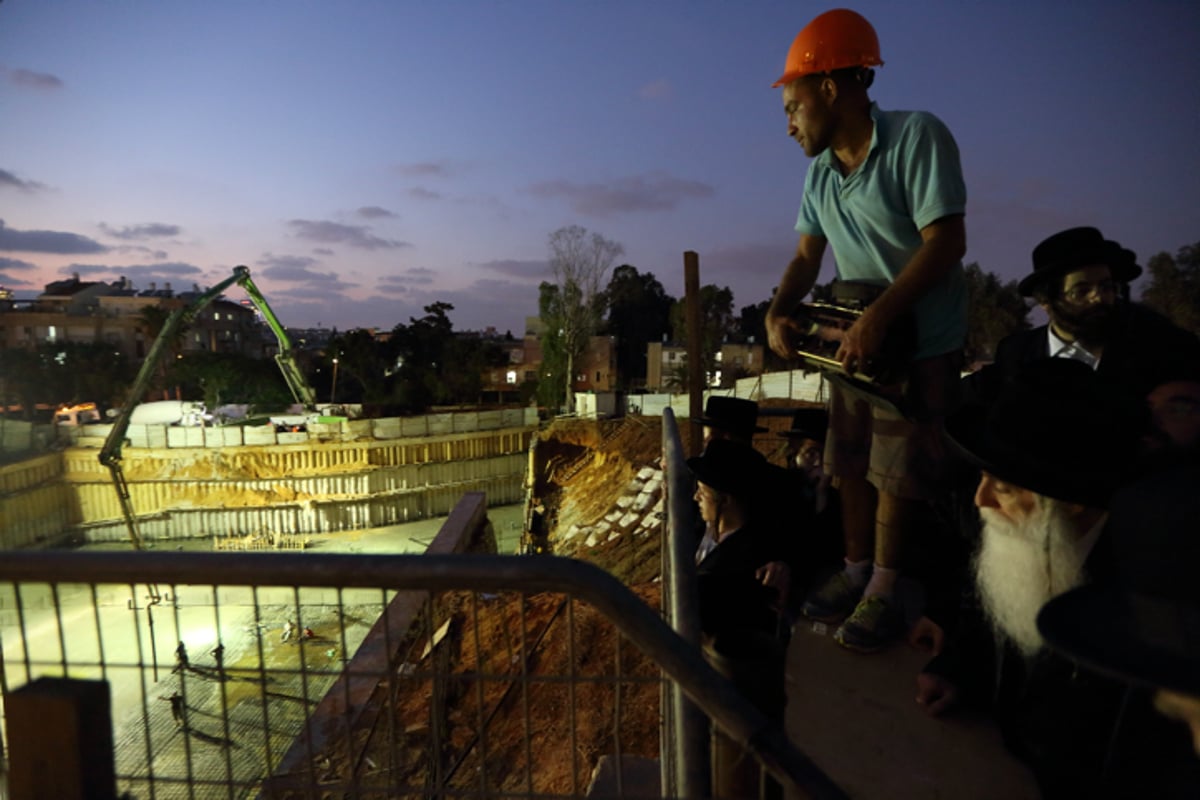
[778,406,829,441]
[944,359,1145,508]
[697,395,767,436]
[1038,585,1200,697]
[1018,226,1142,297]
[687,438,769,500]
[1038,463,1200,696]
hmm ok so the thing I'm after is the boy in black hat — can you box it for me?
[688,438,787,799]
[768,408,843,607]
[697,395,767,448]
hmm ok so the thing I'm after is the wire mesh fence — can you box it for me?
[0,559,670,799]
[0,485,842,800]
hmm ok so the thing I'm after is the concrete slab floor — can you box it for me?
[785,621,1040,800]
[80,502,528,557]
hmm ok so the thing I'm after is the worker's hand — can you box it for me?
[756,561,792,611]
[915,672,960,717]
[765,310,804,360]
[835,306,888,374]
[907,615,946,656]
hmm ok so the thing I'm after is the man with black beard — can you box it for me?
[963,226,1200,406]
[912,360,1192,798]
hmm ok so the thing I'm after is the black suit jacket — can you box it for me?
[696,520,784,647]
[963,302,1200,406]
[924,531,1200,798]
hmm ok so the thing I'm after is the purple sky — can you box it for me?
[2,1,1198,336]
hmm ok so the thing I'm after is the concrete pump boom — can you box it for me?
[99,265,316,551]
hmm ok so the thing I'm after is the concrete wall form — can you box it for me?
[624,369,829,417]
[0,415,537,548]
[64,407,538,450]
[68,453,527,536]
[75,472,524,543]
[0,454,76,548]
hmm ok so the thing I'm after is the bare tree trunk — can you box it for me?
[564,351,575,414]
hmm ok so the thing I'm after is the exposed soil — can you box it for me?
[307,408,811,794]
[355,585,663,796]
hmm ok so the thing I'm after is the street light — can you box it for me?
[330,357,339,404]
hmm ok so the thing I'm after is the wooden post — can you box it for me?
[6,677,116,800]
[684,251,704,458]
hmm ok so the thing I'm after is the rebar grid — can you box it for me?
[0,567,661,798]
[0,551,843,800]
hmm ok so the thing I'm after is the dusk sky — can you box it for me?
[2,1,1198,337]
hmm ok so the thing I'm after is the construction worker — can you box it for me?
[764,9,969,652]
[162,691,185,728]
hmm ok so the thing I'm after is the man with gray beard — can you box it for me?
[915,359,1163,798]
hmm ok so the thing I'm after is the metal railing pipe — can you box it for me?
[0,550,846,799]
[660,407,709,797]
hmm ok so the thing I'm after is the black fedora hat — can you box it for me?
[1038,464,1200,696]
[945,358,1146,508]
[697,396,767,438]
[778,407,829,441]
[687,438,768,500]
[1018,226,1142,297]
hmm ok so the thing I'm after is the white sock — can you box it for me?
[864,564,898,599]
[843,558,871,587]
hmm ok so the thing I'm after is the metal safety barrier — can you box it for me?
[0,477,845,800]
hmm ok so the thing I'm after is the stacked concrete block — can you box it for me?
[372,418,403,440]
[399,417,429,438]
[243,425,277,446]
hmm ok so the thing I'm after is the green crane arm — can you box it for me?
[235,269,317,409]
[99,265,316,549]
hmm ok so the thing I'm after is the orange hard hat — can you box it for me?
[772,8,884,87]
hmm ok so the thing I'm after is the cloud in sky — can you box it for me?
[414,277,538,334]
[257,253,320,273]
[61,261,206,286]
[0,257,39,288]
[99,222,182,240]
[0,168,48,193]
[356,206,396,219]
[255,254,357,294]
[109,244,170,260]
[638,79,672,100]
[0,220,107,255]
[0,256,38,273]
[270,282,356,302]
[375,274,408,296]
[394,162,451,179]
[700,242,801,286]
[400,267,436,285]
[474,258,549,281]
[287,219,411,250]
[408,187,442,201]
[526,171,715,217]
[8,68,64,90]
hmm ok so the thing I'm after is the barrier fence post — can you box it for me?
[7,677,117,800]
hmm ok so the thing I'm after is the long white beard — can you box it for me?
[974,497,1091,659]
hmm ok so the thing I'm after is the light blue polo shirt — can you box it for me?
[796,103,967,359]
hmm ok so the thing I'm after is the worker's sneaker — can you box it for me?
[833,595,902,653]
[801,571,865,624]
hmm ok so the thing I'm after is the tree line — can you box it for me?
[1,229,1196,420]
